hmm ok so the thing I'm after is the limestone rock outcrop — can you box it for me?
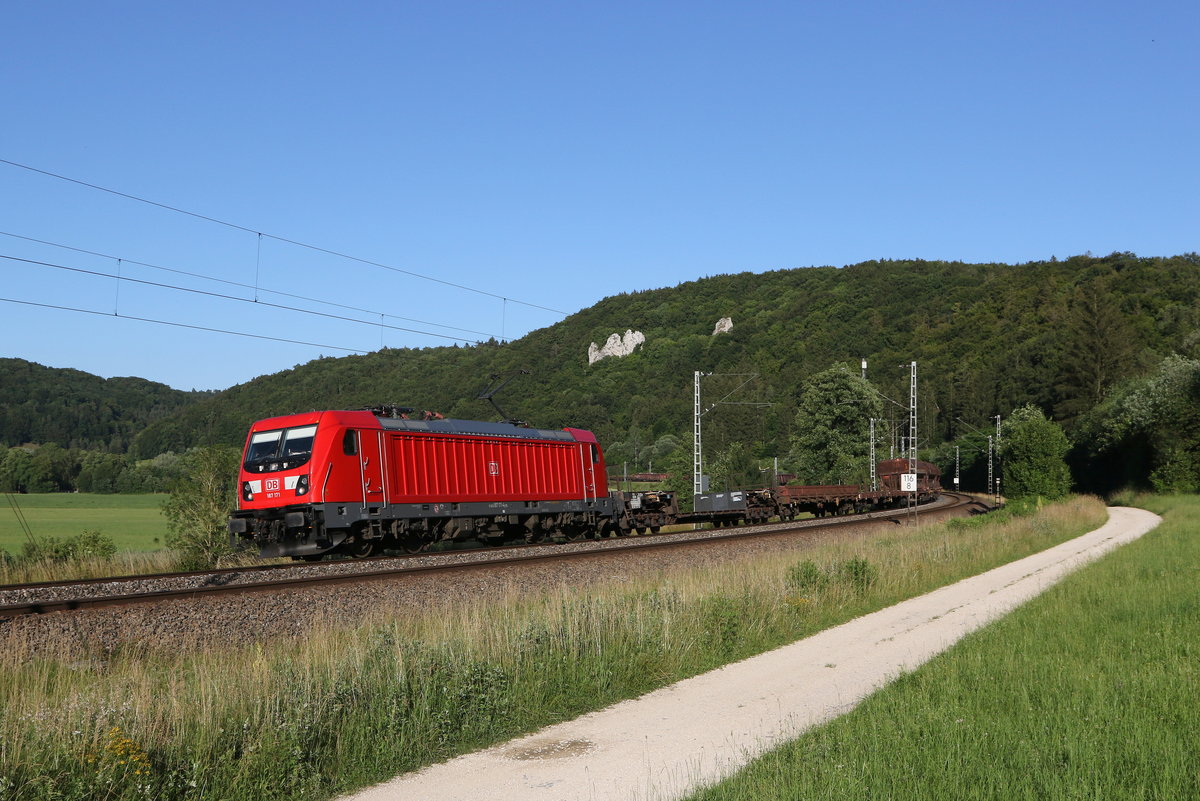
[588,330,646,365]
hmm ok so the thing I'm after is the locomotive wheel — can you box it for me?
[399,535,425,554]
[344,538,376,558]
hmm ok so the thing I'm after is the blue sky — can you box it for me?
[2,1,1196,391]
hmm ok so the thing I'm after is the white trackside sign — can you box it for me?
[901,473,918,492]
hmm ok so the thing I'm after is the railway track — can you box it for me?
[0,492,985,620]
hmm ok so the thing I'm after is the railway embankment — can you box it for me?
[0,495,1100,801]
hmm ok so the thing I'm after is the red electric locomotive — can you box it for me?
[228,406,614,558]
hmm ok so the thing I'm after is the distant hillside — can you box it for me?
[126,253,1200,466]
[0,359,210,452]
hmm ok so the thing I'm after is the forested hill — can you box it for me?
[122,252,1200,473]
[0,359,211,451]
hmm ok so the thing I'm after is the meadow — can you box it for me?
[0,493,177,584]
[0,493,169,555]
[689,494,1199,800]
[0,496,1110,801]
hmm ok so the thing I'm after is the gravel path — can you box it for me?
[339,506,1160,801]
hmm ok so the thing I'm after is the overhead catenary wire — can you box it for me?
[0,230,502,340]
[0,296,370,354]
[2,253,493,344]
[4,493,37,549]
[0,158,569,316]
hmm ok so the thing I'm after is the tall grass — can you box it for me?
[689,494,1198,800]
[0,496,1106,801]
[0,550,181,586]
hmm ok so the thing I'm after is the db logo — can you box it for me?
[487,461,500,476]
[265,478,281,491]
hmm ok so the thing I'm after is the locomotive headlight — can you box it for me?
[296,474,310,496]
[242,481,254,501]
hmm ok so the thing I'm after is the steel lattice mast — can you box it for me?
[693,371,703,496]
[908,361,917,473]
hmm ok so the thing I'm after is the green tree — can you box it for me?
[709,441,763,491]
[1075,355,1200,493]
[659,445,695,512]
[999,405,1072,499]
[119,451,185,493]
[1053,280,1142,423]
[0,448,36,493]
[162,446,241,569]
[77,451,128,493]
[787,364,883,484]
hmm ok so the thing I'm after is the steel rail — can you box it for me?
[0,493,982,619]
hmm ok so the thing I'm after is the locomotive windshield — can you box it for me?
[243,425,317,472]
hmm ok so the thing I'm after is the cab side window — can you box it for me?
[343,430,358,456]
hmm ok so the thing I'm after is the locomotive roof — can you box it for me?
[376,416,577,442]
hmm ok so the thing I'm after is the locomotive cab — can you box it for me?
[240,424,318,503]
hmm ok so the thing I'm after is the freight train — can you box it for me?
[228,407,941,559]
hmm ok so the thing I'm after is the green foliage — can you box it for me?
[708,441,763,491]
[162,446,241,569]
[701,595,745,656]
[787,364,883,484]
[75,451,128,493]
[785,560,827,591]
[1074,355,1200,493]
[784,557,877,594]
[999,405,1072,499]
[0,448,37,493]
[19,530,117,563]
[0,445,78,493]
[0,446,184,495]
[945,496,1039,530]
[0,358,208,452]
[838,557,878,592]
[659,445,695,511]
[606,431,682,475]
[1052,279,1144,423]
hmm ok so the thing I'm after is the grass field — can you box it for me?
[688,494,1199,800]
[0,494,169,555]
[0,496,1108,801]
